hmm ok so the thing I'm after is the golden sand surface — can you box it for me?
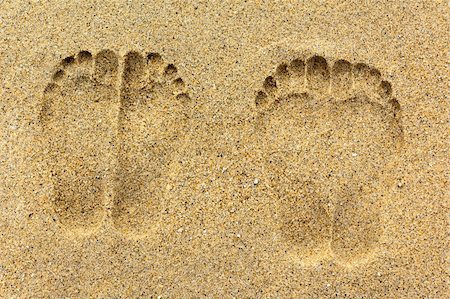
[0,1,448,297]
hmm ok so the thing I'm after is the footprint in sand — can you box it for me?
[40,50,119,234]
[113,51,191,236]
[255,55,403,265]
[40,50,191,236]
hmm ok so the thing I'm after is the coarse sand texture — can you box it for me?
[1,1,447,297]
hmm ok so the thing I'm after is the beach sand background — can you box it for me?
[0,1,448,297]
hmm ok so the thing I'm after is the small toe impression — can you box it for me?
[331,60,352,99]
[147,52,164,78]
[353,63,381,95]
[272,63,291,93]
[175,92,191,104]
[171,77,186,94]
[275,63,290,80]
[289,59,306,78]
[306,56,330,93]
[163,64,178,81]
[73,51,94,79]
[77,51,93,64]
[172,77,185,89]
[52,69,65,82]
[368,69,381,86]
[383,83,401,118]
[164,64,177,75]
[43,82,59,95]
[388,97,401,118]
[288,59,306,92]
[61,55,75,67]
[123,51,146,89]
[94,49,118,85]
[379,80,392,99]
[147,52,163,65]
[255,90,269,108]
[353,63,370,83]
[263,76,277,95]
